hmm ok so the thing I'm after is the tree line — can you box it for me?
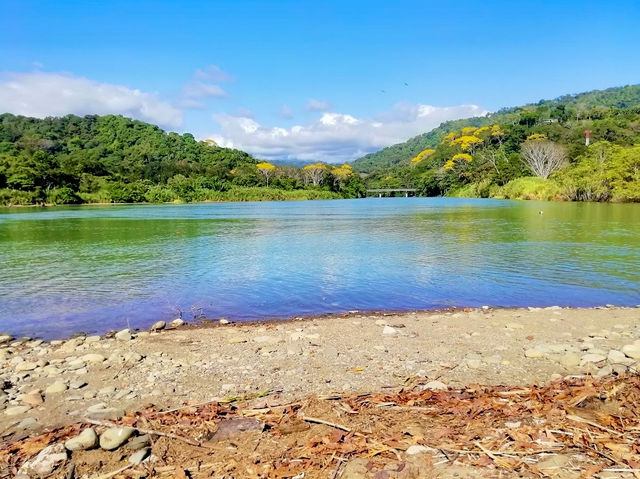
[0,114,365,206]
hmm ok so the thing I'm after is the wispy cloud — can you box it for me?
[279,104,294,119]
[193,65,235,83]
[305,98,331,112]
[0,71,183,128]
[179,65,233,108]
[209,102,487,163]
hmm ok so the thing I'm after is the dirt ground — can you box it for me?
[2,306,640,478]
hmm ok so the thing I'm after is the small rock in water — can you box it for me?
[150,321,166,331]
[170,318,185,328]
[65,428,99,451]
[99,426,136,450]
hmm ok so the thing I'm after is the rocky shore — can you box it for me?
[2,306,640,477]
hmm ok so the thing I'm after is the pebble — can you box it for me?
[622,344,640,359]
[80,353,105,363]
[87,406,125,420]
[382,326,397,335]
[15,361,38,372]
[524,348,545,359]
[422,380,448,391]
[65,428,99,451]
[5,405,31,416]
[150,321,166,331]
[170,318,185,328]
[581,353,606,364]
[0,334,13,344]
[219,318,230,325]
[128,434,151,450]
[406,445,432,455]
[21,390,44,406]
[99,426,136,450]
[559,353,581,369]
[128,447,150,465]
[85,335,101,343]
[115,329,133,341]
[69,380,87,390]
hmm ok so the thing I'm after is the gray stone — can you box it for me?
[17,417,38,430]
[99,426,135,450]
[80,353,105,363]
[69,380,86,389]
[0,334,12,344]
[65,428,99,451]
[219,318,230,325]
[406,445,432,455]
[21,390,43,406]
[559,353,581,369]
[46,381,68,394]
[5,405,31,416]
[150,320,166,331]
[87,406,125,421]
[128,448,150,465]
[15,361,38,372]
[524,348,545,359]
[115,329,132,341]
[622,344,640,359]
[581,353,607,364]
[170,318,185,328]
[127,434,151,450]
[422,380,448,391]
[98,386,117,397]
[85,335,101,343]
[382,325,397,335]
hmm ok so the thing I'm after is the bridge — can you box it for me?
[366,188,417,198]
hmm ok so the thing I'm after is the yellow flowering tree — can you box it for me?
[256,161,276,186]
[411,149,436,164]
[303,162,329,186]
[450,135,483,152]
[526,133,548,142]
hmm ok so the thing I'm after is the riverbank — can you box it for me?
[3,306,640,476]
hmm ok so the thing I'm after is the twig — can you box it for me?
[84,418,203,447]
[566,414,624,437]
[301,416,351,432]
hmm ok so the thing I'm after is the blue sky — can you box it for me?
[1,0,639,162]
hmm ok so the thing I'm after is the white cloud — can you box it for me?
[0,71,183,128]
[208,102,487,163]
[305,98,331,112]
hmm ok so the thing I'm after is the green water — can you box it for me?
[0,197,639,339]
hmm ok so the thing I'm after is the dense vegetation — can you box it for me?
[0,114,364,206]
[356,85,640,202]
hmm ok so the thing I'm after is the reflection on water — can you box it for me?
[0,198,639,339]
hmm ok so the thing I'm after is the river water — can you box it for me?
[1,198,639,339]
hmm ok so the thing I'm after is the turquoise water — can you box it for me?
[0,198,639,339]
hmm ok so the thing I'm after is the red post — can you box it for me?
[585,130,591,146]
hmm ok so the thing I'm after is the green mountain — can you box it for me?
[352,84,640,174]
[356,84,640,202]
[0,113,365,206]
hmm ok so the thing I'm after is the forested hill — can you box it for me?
[352,85,640,174]
[0,113,365,205]
[355,84,640,203]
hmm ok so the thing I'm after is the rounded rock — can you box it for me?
[150,321,166,331]
[99,427,136,450]
[65,428,99,451]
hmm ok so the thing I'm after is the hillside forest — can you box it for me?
[356,85,640,202]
